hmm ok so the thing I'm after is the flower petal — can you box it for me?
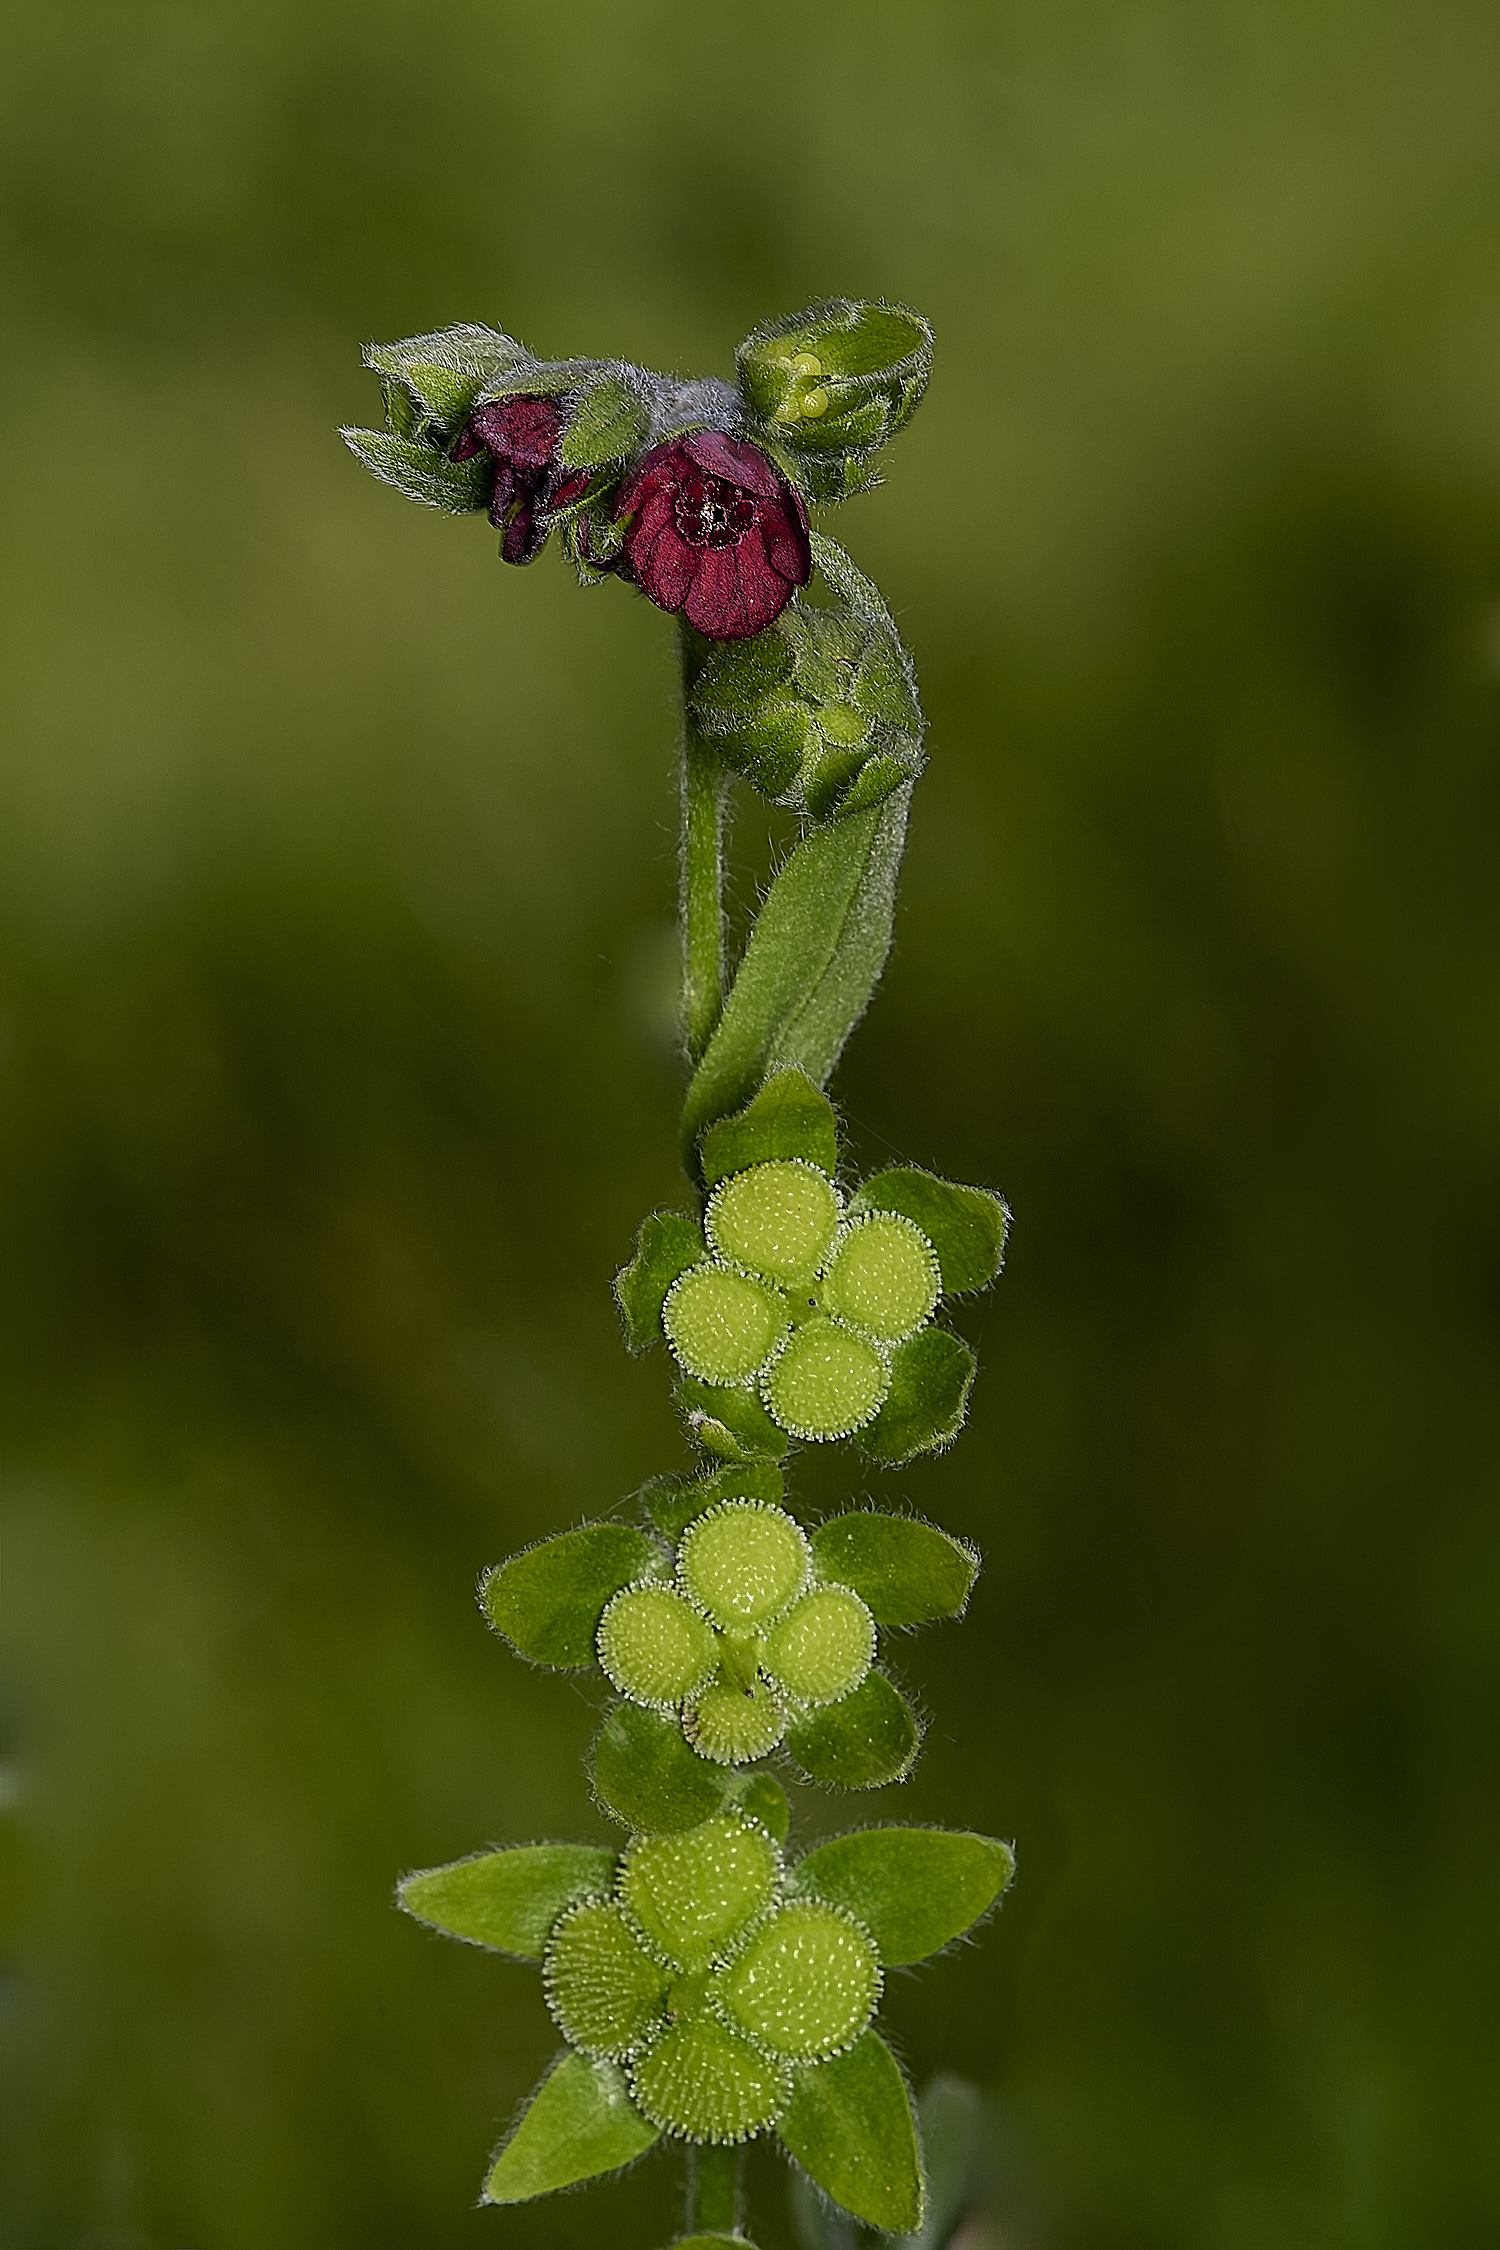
[684,428,781,497]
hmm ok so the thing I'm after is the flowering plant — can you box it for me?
[343,299,1015,2249]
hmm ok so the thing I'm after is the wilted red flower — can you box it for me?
[612,430,811,640]
[452,397,592,564]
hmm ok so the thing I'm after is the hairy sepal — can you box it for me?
[640,1461,787,1543]
[809,1512,977,1625]
[777,2031,924,2236]
[791,1829,1014,1965]
[483,2050,659,2203]
[591,1703,731,1833]
[677,1378,790,1463]
[481,1523,664,1666]
[340,429,492,513]
[363,323,528,439]
[850,1169,1009,1295]
[616,1211,709,1353]
[857,1330,976,1466]
[699,1069,840,1189]
[399,1843,616,1956]
[785,1670,920,1791]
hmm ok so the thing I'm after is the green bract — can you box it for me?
[360,300,1020,2249]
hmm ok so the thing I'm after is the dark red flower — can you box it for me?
[612,430,811,640]
[452,396,592,564]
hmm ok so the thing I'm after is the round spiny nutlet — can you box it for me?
[629,2013,791,2143]
[597,1582,718,1707]
[663,1263,786,1385]
[685,1670,788,1765]
[543,1899,670,2059]
[707,1159,843,1289]
[621,1812,782,1973]
[760,1316,890,1439]
[820,1211,941,1343]
[678,1501,811,1631]
[717,1899,881,2062]
[762,1584,876,1706]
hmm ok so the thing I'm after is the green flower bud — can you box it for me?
[597,1583,719,1707]
[678,1502,811,1631]
[762,1586,875,1706]
[706,1160,842,1290]
[621,1814,781,1973]
[737,299,932,500]
[685,1670,788,1766]
[820,1212,941,1344]
[760,1318,890,1441]
[543,1900,670,2058]
[664,1264,786,1385]
[717,1900,881,2061]
[630,2015,791,2143]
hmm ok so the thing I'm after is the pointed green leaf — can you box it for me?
[857,1330,976,1467]
[558,374,650,467]
[399,1842,616,1956]
[699,1068,841,1189]
[340,429,492,513]
[615,1210,708,1353]
[680,792,910,1171]
[677,1378,790,1463]
[481,1523,663,1666]
[786,1669,920,1790]
[591,1702,731,1833]
[793,1829,1014,1965]
[641,1462,786,1543]
[484,2050,659,2203]
[826,750,918,820]
[809,1512,978,1624]
[850,1169,1009,1295]
[778,2032,923,2235]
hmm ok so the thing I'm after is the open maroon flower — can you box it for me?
[613,430,811,640]
[452,397,592,564]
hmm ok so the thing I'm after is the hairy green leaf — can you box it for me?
[641,1462,787,1543]
[363,323,527,429]
[677,1378,790,1462]
[857,1330,976,1466]
[558,373,650,467]
[681,793,910,1170]
[793,1829,1013,1965]
[481,1524,663,1666]
[851,1169,1009,1295]
[340,429,492,513]
[730,1771,791,1842]
[483,2051,659,2204]
[809,1512,977,1624]
[786,1669,920,1790]
[777,2032,923,2235]
[399,1843,616,1956]
[591,1703,730,1832]
[699,1068,841,1188]
[615,1211,708,1353]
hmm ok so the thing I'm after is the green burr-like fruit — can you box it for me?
[707,1160,842,1288]
[630,2014,790,2143]
[718,1900,881,2060]
[686,1672,788,1765]
[820,1212,941,1343]
[762,1318,889,1438]
[763,1586,876,1705]
[679,1502,811,1630]
[621,1814,781,1972]
[597,1584,718,1707]
[664,1265,786,1384]
[543,1900,671,2058]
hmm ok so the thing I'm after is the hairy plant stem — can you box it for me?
[688,2142,744,2234]
[679,624,727,1068]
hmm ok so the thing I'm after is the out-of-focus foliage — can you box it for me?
[0,2,1493,2247]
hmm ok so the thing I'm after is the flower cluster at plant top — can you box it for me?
[663,1158,943,1441]
[543,1809,881,2143]
[597,1500,877,1765]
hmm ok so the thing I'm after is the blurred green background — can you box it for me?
[1,2,1494,2245]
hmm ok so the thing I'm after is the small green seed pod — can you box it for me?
[543,1900,671,2058]
[819,1211,941,1343]
[686,1671,788,1766]
[621,1813,782,1972]
[717,1900,881,2061]
[664,1263,786,1385]
[679,1502,812,1631]
[629,2014,791,2143]
[761,1317,890,1440]
[597,1583,719,1707]
[762,1585,876,1706]
[707,1160,842,1289]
